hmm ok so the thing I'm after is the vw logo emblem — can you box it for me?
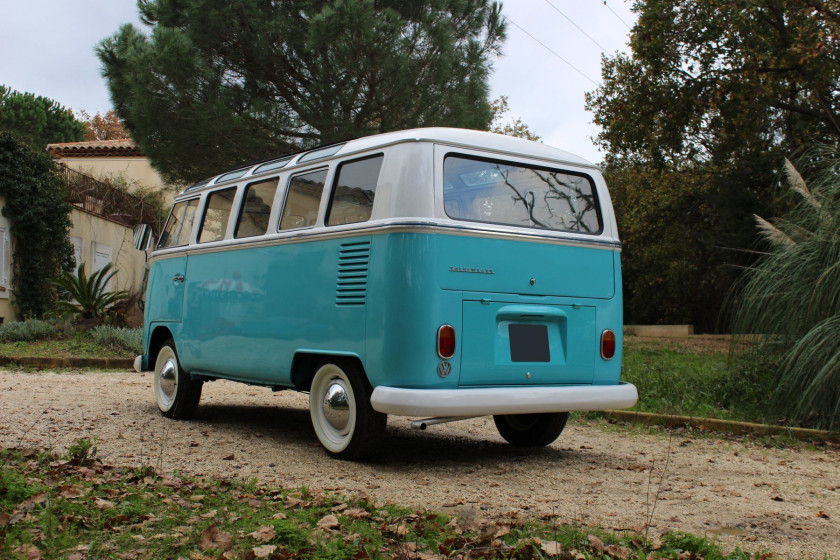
[437,360,452,378]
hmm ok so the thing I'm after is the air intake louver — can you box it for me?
[336,241,370,306]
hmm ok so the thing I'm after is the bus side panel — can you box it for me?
[177,237,369,384]
[365,232,463,390]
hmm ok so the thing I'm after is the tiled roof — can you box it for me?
[46,138,144,157]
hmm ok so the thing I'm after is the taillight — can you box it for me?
[437,325,456,359]
[601,329,616,360]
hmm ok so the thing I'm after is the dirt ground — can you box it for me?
[1,369,838,559]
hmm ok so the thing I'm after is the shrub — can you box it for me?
[90,325,142,354]
[0,318,69,342]
[51,262,129,320]
[731,152,840,430]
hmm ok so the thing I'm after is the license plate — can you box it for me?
[508,324,550,362]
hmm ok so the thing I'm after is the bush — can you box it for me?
[0,318,69,342]
[731,153,840,430]
[51,262,129,320]
[90,325,142,354]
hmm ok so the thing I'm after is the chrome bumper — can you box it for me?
[370,382,638,417]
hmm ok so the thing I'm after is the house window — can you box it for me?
[70,236,83,271]
[0,226,9,299]
[92,242,113,292]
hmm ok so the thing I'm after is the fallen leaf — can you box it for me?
[317,514,340,531]
[222,454,235,461]
[95,498,116,510]
[200,524,233,551]
[0,513,10,527]
[344,508,370,519]
[271,512,288,520]
[386,522,409,537]
[816,511,830,519]
[604,544,633,559]
[587,535,604,553]
[200,509,218,519]
[252,544,277,558]
[771,496,784,502]
[14,544,42,560]
[58,485,86,499]
[540,541,562,556]
[247,525,276,542]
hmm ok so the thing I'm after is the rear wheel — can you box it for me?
[153,339,202,419]
[309,360,386,460]
[493,412,569,447]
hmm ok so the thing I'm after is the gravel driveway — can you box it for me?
[1,369,837,559]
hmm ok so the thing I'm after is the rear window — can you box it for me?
[443,155,601,234]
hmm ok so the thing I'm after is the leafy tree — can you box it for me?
[0,86,85,148]
[98,0,505,184]
[586,0,840,167]
[585,0,840,330]
[732,153,840,429]
[0,132,75,317]
[490,96,540,141]
[79,110,129,141]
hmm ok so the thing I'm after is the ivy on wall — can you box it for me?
[0,132,74,317]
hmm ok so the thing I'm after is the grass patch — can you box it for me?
[0,328,140,359]
[0,446,767,560]
[620,337,780,426]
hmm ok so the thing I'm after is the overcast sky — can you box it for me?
[0,0,636,164]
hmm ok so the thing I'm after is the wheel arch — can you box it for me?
[291,351,367,392]
[147,325,175,371]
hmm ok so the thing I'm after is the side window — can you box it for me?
[158,198,199,249]
[235,179,279,239]
[326,155,383,226]
[198,188,237,243]
[279,169,327,230]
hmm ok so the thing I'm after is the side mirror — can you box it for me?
[133,224,154,251]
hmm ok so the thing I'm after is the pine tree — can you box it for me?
[0,86,85,149]
[98,0,505,184]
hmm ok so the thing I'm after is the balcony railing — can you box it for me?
[57,163,158,230]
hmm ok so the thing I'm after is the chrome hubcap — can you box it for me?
[159,358,177,402]
[322,381,350,431]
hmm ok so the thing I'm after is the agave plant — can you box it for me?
[731,152,840,429]
[51,262,130,320]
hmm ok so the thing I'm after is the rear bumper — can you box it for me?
[370,382,638,417]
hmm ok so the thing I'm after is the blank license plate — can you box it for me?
[508,324,550,362]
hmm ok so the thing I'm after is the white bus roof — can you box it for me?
[181,127,595,195]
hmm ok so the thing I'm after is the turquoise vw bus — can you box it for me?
[135,128,637,459]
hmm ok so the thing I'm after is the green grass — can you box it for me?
[620,338,779,426]
[0,446,768,560]
[0,328,140,359]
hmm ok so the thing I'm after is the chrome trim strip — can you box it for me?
[149,221,621,262]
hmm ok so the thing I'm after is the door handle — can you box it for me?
[172,274,185,283]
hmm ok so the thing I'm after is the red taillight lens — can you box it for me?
[437,325,456,359]
[601,329,616,360]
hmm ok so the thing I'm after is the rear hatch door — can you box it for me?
[459,299,596,386]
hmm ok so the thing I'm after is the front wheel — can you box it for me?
[309,360,386,460]
[493,412,569,447]
[153,339,202,419]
